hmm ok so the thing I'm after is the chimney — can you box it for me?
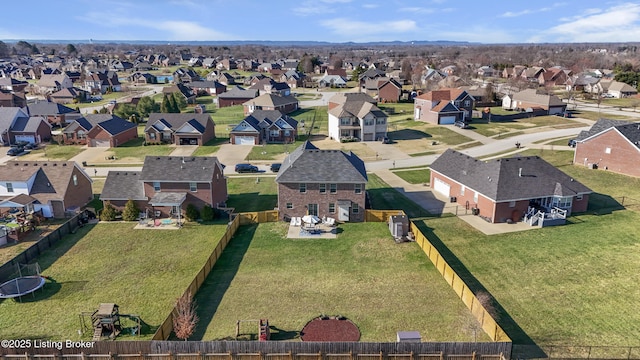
[519,168,522,177]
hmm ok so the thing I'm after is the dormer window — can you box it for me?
[6,183,13,193]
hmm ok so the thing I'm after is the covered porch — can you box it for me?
[139,192,186,228]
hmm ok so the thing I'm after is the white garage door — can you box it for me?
[440,116,456,124]
[92,139,111,147]
[433,178,451,197]
[235,136,256,145]
[14,135,35,144]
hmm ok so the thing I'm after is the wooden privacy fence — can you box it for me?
[408,221,510,343]
[365,210,406,222]
[153,210,280,340]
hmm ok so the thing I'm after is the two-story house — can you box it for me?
[36,74,73,94]
[0,161,93,218]
[327,93,388,142]
[230,110,297,145]
[100,156,227,219]
[144,113,216,145]
[275,141,367,222]
[84,71,121,94]
[413,88,475,125]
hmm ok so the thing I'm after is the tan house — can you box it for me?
[502,89,566,115]
[242,93,299,116]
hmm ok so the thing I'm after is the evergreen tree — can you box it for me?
[173,92,187,111]
[100,202,117,221]
[160,94,170,113]
[137,96,159,118]
[168,93,179,113]
[201,204,214,221]
[185,204,199,221]
[121,199,140,221]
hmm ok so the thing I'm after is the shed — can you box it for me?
[397,331,421,342]
[389,215,409,240]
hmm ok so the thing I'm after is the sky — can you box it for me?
[2,0,640,44]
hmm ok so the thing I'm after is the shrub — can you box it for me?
[185,204,200,222]
[100,202,117,221]
[121,199,139,221]
[201,204,214,221]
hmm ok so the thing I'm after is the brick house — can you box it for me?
[573,119,640,177]
[230,110,297,145]
[0,161,93,218]
[430,149,591,225]
[217,86,258,108]
[0,107,52,146]
[100,156,227,219]
[144,113,216,146]
[63,114,138,147]
[23,101,82,127]
[413,88,475,125]
[275,141,367,222]
[242,93,299,116]
[187,80,227,96]
[327,93,388,142]
[362,77,402,103]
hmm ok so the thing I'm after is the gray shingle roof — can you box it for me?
[275,141,367,183]
[575,118,632,141]
[430,149,591,202]
[11,116,47,132]
[100,171,146,201]
[218,86,258,99]
[24,101,77,116]
[145,113,213,133]
[0,107,25,132]
[140,156,222,182]
[616,123,640,146]
[80,114,137,136]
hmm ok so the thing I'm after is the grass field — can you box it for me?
[226,177,277,212]
[109,137,173,161]
[571,110,636,121]
[367,174,433,218]
[191,137,230,157]
[19,145,85,161]
[246,141,303,161]
[470,116,583,138]
[0,222,228,340]
[392,168,430,185]
[192,222,487,342]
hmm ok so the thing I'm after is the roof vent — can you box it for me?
[519,168,522,177]
[53,163,57,166]
[13,163,18,166]
[47,182,50,187]
[62,163,67,166]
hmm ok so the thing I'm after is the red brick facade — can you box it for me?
[574,129,640,178]
[277,182,365,222]
[87,126,138,147]
[378,81,401,103]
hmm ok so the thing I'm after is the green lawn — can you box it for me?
[571,110,635,121]
[367,173,433,218]
[110,137,173,161]
[289,107,329,138]
[392,168,430,184]
[226,177,277,212]
[246,141,303,160]
[191,137,230,157]
[193,222,487,342]
[206,105,246,137]
[470,116,583,138]
[0,222,228,340]
[28,144,85,160]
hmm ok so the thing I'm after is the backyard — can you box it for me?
[0,222,228,340]
[470,114,585,138]
[192,221,488,342]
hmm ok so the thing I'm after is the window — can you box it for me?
[149,132,156,140]
[376,118,386,125]
[474,191,478,203]
[509,201,516,208]
[464,100,471,107]
[552,196,572,208]
[460,185,465,196]
[6,183,13,193]
[153,181,160,191]
[605,147,611,154]
[286,202,293,209]
[330,183,337,193]
[299,183,306,193]
[364,118,374,126]
[319,183,326,193]
[352,203,359,213]
[576,194,583,201]
[77,130,86,139]
[270,129,279,137]
[329,203,335,213]
[354,184,362,194]
[284,130,290,136]
[189,182,197,192]
[308,203,318,216]
[73,174,78,186]
[340,118,351,125]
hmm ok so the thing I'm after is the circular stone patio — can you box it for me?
[300,316,360,341]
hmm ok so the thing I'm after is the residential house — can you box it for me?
[477,66,496,78]
[36,74,73,94]
[584,78,609,95]
[275,141,367,222]
[62,114,138,147]
[128,72,157,84]
[430,149,592,225]
[84,71,121,94]
[23,101,82,127]
[100,156,227,218]
[538,67,572,87]
[502,66,525,79]
[0,78,28,93]
[441,65,457,76]
[173,67,201,83]
[202,58,217,69]
[421,67,447,86]
[327,93,387,142]
[358,68,386,87]
[363,77,402,103]
[318,74,347,88]
[607,81,638,98]
[230,109,297,145]
[162,83,197,104]
[49,87,89,104]
[0,91,27,108]
[212,72,236,85]
[249,78,291,96]
[0,107,51,145]
[216,59,237,71]
[144,113,216,146]
[573,119,640,177]
[502,89,566,115]
[413,88,475,125]
[279,70,305,88]
[520,67,545,82]
[0,161,93,218]
[242,93,299,116]
[187,80,227,96]
[217,86,258,108]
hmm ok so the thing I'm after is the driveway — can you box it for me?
[215,144,254,171]
[69,146,110,165]
[169,145,197,157]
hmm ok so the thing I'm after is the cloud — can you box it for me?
[398,7,435,14]
[531,2,640,42]
[501,2,566,17]
[321,18,418,40]
[293,0,351,15]
[362,3,379,9]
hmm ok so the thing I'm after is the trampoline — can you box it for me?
[0,276,46,299]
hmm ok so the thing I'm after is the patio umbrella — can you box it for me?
[301,215,320,224]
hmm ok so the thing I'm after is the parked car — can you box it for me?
[568,139,577,147]
[454,120,470,129]
[6,146,24,156]
[270,163,282,172]
[235,163,259,173]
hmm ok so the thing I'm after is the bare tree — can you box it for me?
[173,291,199,341]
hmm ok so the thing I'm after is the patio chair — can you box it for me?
[325,217,336,227]
[290,217,297,226]
[294,217,302,227]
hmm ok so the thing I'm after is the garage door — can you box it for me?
[234,136,256,145]
[14,135,35,144]
[92,139,111,147]
[440,116,456,124]
[433,178,451,197]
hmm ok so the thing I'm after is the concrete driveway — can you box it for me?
[169,145,197,156]
[69,146,110,165]
[215,144,254,172]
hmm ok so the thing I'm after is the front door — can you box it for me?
[338,203,350,221]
